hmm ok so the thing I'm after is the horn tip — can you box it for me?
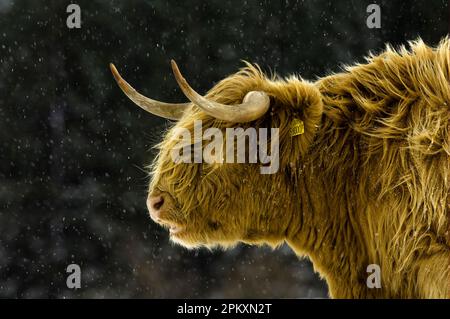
[171,59,187,88]
[109,63,134,95]
[109,63,121,81]
[170,59,180,74]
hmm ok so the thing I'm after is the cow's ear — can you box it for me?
[269,79,323,169]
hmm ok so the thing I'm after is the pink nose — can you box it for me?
[147,195,165,220]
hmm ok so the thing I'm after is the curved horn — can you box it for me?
[170,60,270,123]
[109,63,189,120]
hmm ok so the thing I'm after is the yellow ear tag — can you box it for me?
[290,118,304,136]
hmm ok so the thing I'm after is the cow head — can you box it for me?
[110,61,323,249]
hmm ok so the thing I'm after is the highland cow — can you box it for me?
[110,38,450,298]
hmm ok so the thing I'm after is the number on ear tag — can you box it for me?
[290,118,304,136]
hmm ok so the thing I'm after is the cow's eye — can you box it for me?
[207,221,221,231]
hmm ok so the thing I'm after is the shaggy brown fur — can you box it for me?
[148,38,450,298]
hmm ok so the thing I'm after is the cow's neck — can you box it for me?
[283,154,374,298]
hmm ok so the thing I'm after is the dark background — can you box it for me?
[0,0,448,298]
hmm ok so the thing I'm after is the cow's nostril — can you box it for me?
[153,196,164,210]
[147,195,165,218]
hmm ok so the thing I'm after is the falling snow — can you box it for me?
[0,0,447,298]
